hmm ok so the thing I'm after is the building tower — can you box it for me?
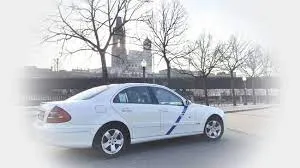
[143,37,152,51]
[111,17,127,72]
[142,38,153,74]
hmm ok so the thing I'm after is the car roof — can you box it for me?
[91,83,186,102]
[108,83,166,89]
[89,83,171,95]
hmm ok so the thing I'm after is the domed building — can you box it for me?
[110,17,153,77]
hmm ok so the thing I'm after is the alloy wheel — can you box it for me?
[101,129,124,155]
[205,120,222,139]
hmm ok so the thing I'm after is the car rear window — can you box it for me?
[67,85,109,101]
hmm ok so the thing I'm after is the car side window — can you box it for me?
[152,87,183,106]
[113,90,128,103]
[113,86,153,104]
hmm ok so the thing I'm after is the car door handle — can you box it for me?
[121,108,132,112]
[159,108,168,113]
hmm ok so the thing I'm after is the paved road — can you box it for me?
[30,107,278,168]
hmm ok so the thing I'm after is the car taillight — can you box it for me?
[46,106,71,123]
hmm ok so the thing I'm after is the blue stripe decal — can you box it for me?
[166,106,188,135]
[166,125,176,135]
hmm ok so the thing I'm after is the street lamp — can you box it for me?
[141,59,147,81]
[242,76,247,105]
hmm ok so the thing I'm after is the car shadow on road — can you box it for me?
[48,134,224,161]
[126,135,220,154]
[43,131,257,168]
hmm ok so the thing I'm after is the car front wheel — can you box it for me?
[204,117,224,140]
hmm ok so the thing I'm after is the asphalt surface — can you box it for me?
[29,107,278,168]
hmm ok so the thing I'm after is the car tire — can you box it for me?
[203,116,224,140]
[93,125,129,158]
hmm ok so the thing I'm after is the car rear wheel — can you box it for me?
[93,126,129,158]
[204,117,224,140]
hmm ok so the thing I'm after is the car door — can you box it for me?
[150,87,197,135]
[111,86,161,139]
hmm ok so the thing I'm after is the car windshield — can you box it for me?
[67,85,109,101]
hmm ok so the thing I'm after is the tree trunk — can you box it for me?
[99,51,109,84]
[265,88,269,104]
[252,77,256,105]
[230,71,236,106]
[203,76,209,106]
[166,60,171,87]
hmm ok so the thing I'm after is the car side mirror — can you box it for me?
[184,99,192,106]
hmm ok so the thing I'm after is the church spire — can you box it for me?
[111,16,127,72]
[143,37,152,50]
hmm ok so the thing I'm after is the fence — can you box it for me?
[20,76,280,106]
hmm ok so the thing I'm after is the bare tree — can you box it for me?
[145,0,187,86]
[220,35,252,106]
[240,45,265,105]
[176,33,224,106]
[43,0,148,84]
[52,58,61,72]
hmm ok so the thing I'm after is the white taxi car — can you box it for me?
[34,83,225,157]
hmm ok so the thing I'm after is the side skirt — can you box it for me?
[130,131,203,144]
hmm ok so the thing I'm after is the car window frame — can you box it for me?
[113,86,155,104]
[149,86,184,106]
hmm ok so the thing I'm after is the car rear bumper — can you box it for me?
[33,121,97,148]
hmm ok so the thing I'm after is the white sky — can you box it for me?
[24,0,273,72]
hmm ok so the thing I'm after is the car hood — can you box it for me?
[189,103,225,116]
